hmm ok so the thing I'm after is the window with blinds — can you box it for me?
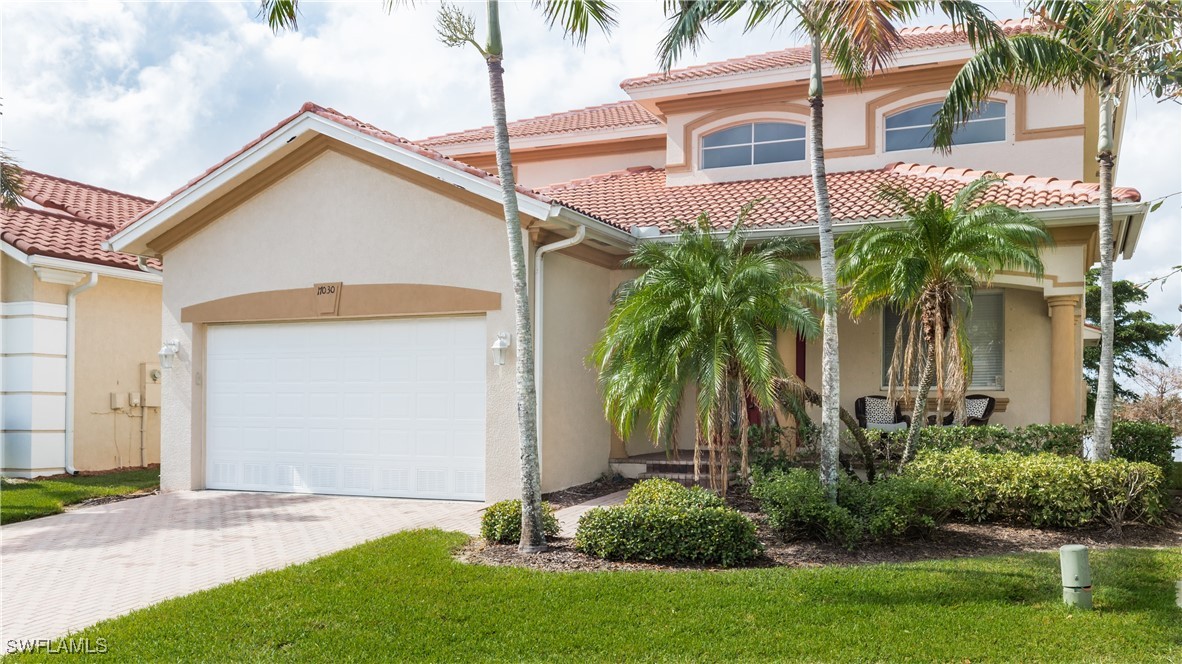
[881,292,1005,389]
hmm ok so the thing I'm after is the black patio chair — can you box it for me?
[854,396,910,430]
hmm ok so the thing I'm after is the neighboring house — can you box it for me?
[107,19,1146,502]
[1,172,163,477]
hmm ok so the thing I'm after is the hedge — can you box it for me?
[574,479,760,566]
[907,448,1164,532]
[750,468,963,549]
[871,421,1177,474]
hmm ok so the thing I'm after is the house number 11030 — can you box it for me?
[316,285,337,296]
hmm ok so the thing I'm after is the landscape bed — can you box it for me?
[9,530,1179,662]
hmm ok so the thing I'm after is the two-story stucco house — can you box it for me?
[107,19,1147,502]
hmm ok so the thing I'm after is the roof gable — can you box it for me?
[108,103,570,257]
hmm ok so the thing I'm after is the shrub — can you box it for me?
[908,448,1164,529]
[750,469,962,547]
[624,478,725,509]
[1111,421,1177,474]
[481,499,560,544]
[858,475,965,540]
[750,469,863,548]
[574,504,760,566]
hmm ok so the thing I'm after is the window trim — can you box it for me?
[879,290,1006,391]
[699,120,806,170]
[881,97,1009,153]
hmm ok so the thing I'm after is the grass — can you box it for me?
[10,530,1180,662]
[0,468,159,524]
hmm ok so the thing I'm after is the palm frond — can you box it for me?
[534,0,617,47]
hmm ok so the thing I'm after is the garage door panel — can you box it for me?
[206,317,486,500]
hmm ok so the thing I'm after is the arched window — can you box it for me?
[885,101,1006,152]
[701,122,806,169]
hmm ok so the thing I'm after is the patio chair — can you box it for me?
[930,394,997,427]
[854,396,910,431]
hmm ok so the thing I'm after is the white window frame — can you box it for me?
[699,121,806,170]
[878,95,1011,155]
[880,290,1006,390]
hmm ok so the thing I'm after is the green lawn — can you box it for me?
[10,530,1180,662]
[0,468,159,524]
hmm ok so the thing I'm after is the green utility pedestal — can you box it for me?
[1059,544,1092,609]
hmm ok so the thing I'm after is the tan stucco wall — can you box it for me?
[2,254,34,300]
[158,147,536,500]
[72,277,162,470]
[539,253,613,491]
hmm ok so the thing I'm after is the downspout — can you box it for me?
[533,224,586,476]
[65,272,99,475]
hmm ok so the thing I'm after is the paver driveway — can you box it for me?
[1,490,483,645]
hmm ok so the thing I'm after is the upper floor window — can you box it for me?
[885,101,1006,152]
[701,122,806,169]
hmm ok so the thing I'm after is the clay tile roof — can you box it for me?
[117,102,556,235]
[539,161,1140,233]
[621,18,1037,90]
[2,171,158,271]
[417,100,661,148]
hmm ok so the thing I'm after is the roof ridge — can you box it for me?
[6,204,116,228]
[621,18,1039,90]
[418,99,658,147]
[23,169,155,204]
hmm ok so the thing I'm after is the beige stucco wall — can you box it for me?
[517,149,666,189]
[539,253,613,491]
[158,147,541,500]
[663,82,1086,186]
[72,277,162,471]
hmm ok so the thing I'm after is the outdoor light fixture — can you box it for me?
[158,339,180,369]
[491,333,511,366]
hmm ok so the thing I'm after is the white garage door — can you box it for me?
[205,317,486,500]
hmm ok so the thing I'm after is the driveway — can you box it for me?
[1,491,483,646]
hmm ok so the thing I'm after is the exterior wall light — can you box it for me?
[491,333,511,366]
[158,339,180,369]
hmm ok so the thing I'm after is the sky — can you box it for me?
[2,1,1179,366]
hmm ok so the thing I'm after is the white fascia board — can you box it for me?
[109,112,554,255]
[27,255,163,284]
[625,44,976,102]
[1,240,29,263]
[439,125,666,157]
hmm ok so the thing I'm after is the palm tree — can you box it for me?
[591,207,821,494]
[656,0,1002,499]
[931,0,1182,460]
[1,150,21,210]
[837,176,1051,464]
[260,0,616,553]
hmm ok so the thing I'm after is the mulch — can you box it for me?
[459,492,1182,572]
[65,488,160,512]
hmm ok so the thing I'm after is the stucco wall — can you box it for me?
[663,82,1086,186]
[72,277,162,471]
[539,253,612,491]
[517,149,666,189]
[159,147,534,500]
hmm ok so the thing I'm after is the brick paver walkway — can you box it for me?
[1,491,483,646]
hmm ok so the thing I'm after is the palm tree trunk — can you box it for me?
[902,343,936,466]
[1091,83,1116,461]
[484,0,545,553]
[808,38,841,501]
